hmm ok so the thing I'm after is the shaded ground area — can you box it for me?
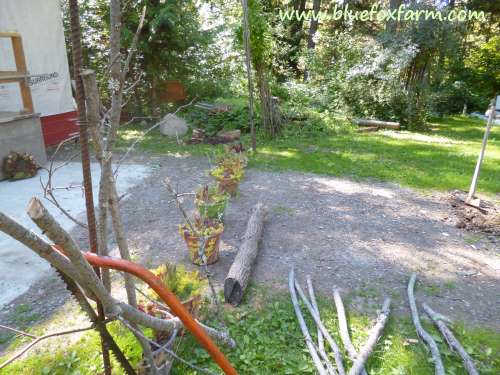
[116,155,499,328]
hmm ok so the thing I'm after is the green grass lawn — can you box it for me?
[2,289,499,374]
[116,115,500,197]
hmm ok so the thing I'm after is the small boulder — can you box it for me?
[159,114,188,137]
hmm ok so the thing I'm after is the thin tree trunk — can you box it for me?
[304,0,321,81]
[81,69,111,291]
[241,0,256,152]
[67,0,111,372]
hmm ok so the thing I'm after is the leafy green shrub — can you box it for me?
[149,263,207,302]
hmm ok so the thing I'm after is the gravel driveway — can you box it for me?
[1,154,499,334]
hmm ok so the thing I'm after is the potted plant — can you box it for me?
[216,151,247,170]
[210,165,243,196]
[195,185,229,220]
[179,217,224,265]
[143,263,207,342]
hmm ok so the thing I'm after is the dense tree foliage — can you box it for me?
[64,0,499,131]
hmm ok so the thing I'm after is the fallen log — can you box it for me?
[423,303,478,375]
[408,273,444,375]
[355,119,400,130]
[348,298,391,375]
[224,203,267,306]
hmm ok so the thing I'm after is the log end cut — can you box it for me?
[224,278,243,306]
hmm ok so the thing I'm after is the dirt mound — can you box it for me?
[448,191,500,234]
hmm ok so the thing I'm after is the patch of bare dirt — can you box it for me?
[447,190,500,235]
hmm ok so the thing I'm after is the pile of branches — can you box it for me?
[289,268,391,375]
[289,269,479,375]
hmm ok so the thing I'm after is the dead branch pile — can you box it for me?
[289,268,391,375]
[288,269,479,375]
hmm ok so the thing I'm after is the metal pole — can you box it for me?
[466,99,495,204]
[67,1,111,373]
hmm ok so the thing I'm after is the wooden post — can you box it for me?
[466,99,495,204]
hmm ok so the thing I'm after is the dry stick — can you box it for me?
[294,279,346,375]
[27,198,119,314]
[347,298,391,375]
[423,303,479,375]
[408,273,445,375]
[40,135,87,229]
[307,277,337,375]
[108,180,138,306]
[289,269,328,375]
[332,289,368,375]
[0,325,96,369]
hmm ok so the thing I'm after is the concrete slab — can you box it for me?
[0,162,150,308]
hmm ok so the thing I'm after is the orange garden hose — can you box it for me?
[52,246,238,375]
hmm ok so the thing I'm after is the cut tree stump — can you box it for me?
[355,119,400,130]
[224,203,267,306]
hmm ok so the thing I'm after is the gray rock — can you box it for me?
[159,114,188,137]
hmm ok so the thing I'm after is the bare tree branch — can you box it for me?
[0,324,98,369]
[423,303,478,375]
[408,273,444,375]
[294,278,346,375]
[348,298,391,375]
[289,268,328,375]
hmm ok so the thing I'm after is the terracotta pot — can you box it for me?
[179,225,223,265]
[216,177,239,197]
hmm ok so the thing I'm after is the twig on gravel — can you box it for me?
[348,298,391,375]
[332,288,367,375]
[408,273,445,375]
[307,276,337,375]
[289,268,328,375]
[423,303,478,375]
[294,276,346,375]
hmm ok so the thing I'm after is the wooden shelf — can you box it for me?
[0,33,33,113]
[0,71,29,83]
